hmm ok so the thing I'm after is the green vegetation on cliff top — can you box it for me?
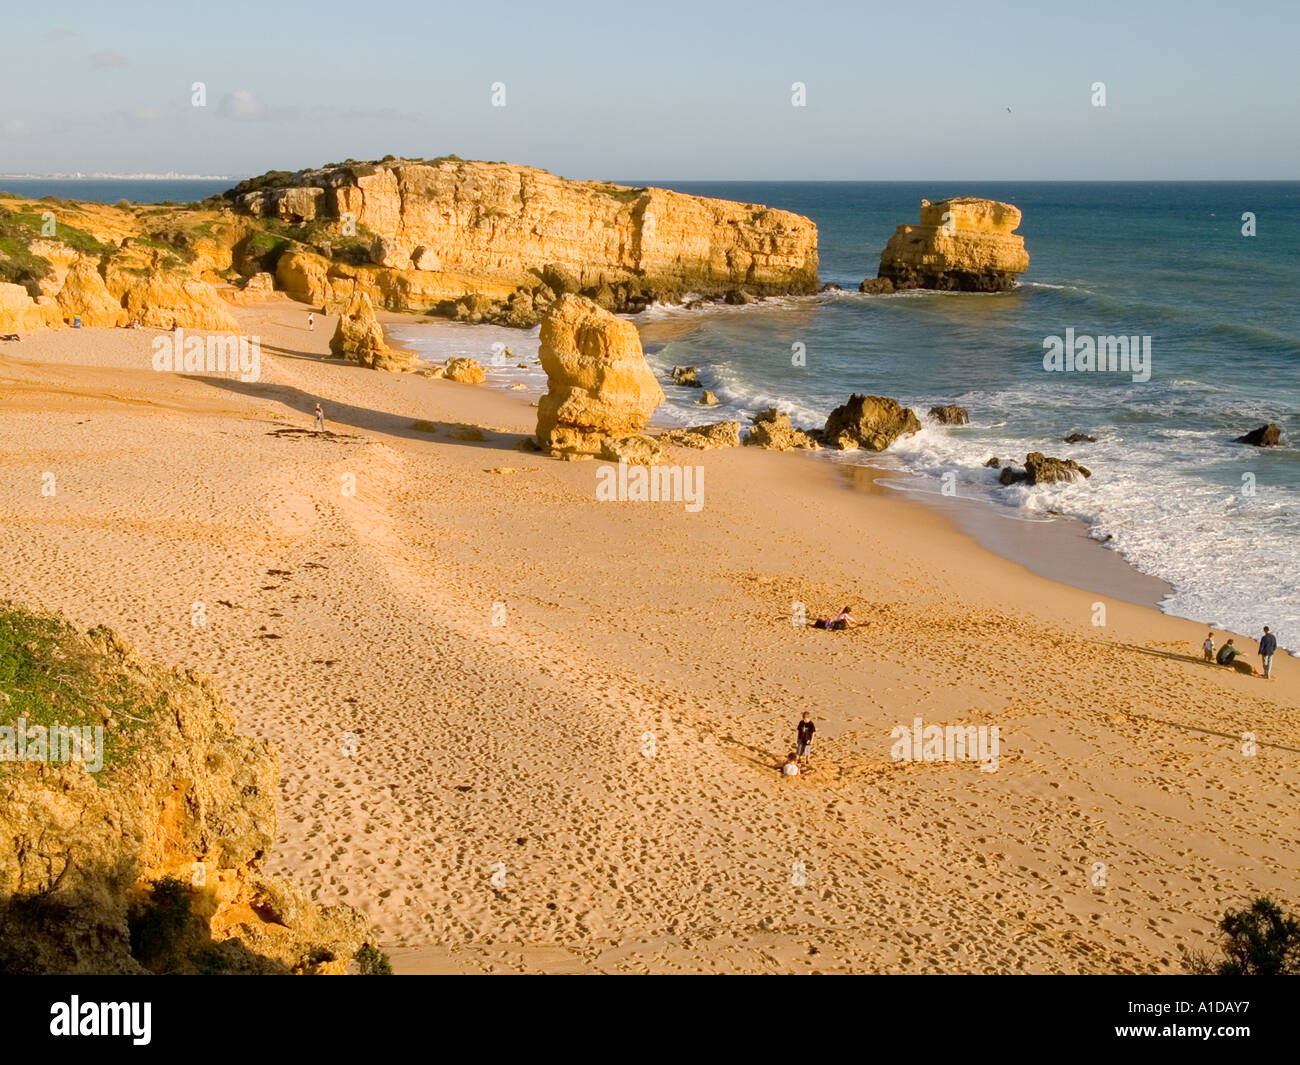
[0,602,165,777]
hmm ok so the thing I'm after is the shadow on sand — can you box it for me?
[187,373,535,455]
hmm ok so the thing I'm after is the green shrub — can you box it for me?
[354,944,393,975]
[1185,897,1300,975]
[128,876,195,972]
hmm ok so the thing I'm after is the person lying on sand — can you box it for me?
[781,753,800,777]
[812,605,857,630]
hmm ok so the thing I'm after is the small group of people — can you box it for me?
[1203,626,1278,679]
[781,712,816,776]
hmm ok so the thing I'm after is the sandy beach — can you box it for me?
[2,302,1296,974]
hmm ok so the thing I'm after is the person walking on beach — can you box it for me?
[314,403,325,433]
[307,312,315,332]
[1202,633,1215,662]
[1259,626,1277,679]
[1216,639,1241,667]
[796,712,815,767]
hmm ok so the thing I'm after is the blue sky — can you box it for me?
[1,0,1296,180]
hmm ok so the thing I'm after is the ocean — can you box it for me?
[15,177,1298,645]
[400,181,1300,647]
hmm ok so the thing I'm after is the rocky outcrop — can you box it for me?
[672,366,702,388]
[744,408,822,451]
[824,395,921,451]
[0,283,62,333]
[54,258,124,328]
[1064,432,1097,444]
[443,357,485,384]
[858,277,895,295]
[928,404,969,425]
[328,291,412,371]
[876,198,1029,292]
[536,295,664,456]
[599,435,662,465]
[998,452,1092,486]
[234,158,819,322]
[663,422,742,450]
[1235,423,1282,447]
[0,602,378,975]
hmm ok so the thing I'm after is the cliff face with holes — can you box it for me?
[0,604,376,974]
[230,157,819,322]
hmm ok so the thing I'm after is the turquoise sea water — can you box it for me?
[17,178,1298,645]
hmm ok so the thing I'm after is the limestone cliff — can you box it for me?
[0,602,379,975]
[0,198,242,334]
[876,197,1028,292]
[231,157,819,322]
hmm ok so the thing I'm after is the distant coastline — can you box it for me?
[0,172,232,181]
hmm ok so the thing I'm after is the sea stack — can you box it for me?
[875,198,1029,292]
[536,295,665,457]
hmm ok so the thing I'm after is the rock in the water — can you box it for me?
[984,457,1002,468]
[928,404,969,425]
[328,291,411,371]
[444,357,485,384]
[858,277,895,295]
[824,394,921,451]
[697,390,719,406]
[1000,452,1092,486]
[744,408,821,451]
[672,365,702,387]
[599,435,662,465]
[663,422,742,450]
[877,198,1029,292]
[536,294,664,456]
[1235,423,1282,447]
[1063,432,1097,444]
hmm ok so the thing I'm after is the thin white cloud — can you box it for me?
[45,28,77,41]
[116,107,162,124]
[90,50,128,69]
[1,119,30,137]
[216,89,298,122]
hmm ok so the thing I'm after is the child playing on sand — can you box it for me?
[796,712,815,767]
[782,754,800,777]
[1202,633,1215,662]
[314,403,325,432]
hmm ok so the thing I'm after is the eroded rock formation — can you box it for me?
[328,291,412,371]
[876,198,1029,292]
[824,395,921,451]
[998,452,1092,486]
[0,603,377,975]
[234,157,819,322]
[744,408,822,451]
[536,295,664,456]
